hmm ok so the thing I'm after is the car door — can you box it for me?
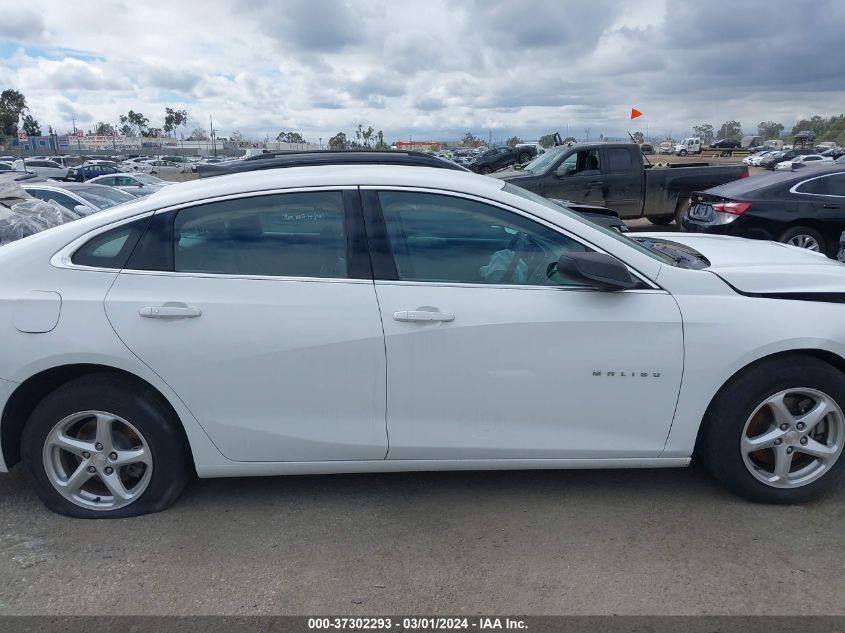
[792,172,845,253]
[540,148,607,207]
[601,147,643,218]
[104,188,388,462]
[365,189,683,460]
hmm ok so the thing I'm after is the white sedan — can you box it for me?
[87,172,174,197]
[774,155,834,170]
[1,165,844,517]
[134,159,189,179]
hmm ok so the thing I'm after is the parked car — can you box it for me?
[639,143,655,155]
[774,155,834,170]
[759,149,817,170]
[682,167,845,257]
[66,164,121,182]
[121,157,153,171]
[710,139,741,149]
[657,142,674,155]
[497,142,748,224]
[470,145,539,174]
[0,161,14,171]
[22,181,136,216]
[87,173,174,197]
[135,160,189,178]
[3,164,845,517]
[11,159,68,179]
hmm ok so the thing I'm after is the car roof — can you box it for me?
[702,166,845,196]
[198,150,467,178]
[21,180,119,192]
[144,164,505,209]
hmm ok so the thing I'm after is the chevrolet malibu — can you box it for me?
[1,165,844,517]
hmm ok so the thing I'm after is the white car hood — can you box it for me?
[638,233,845,294]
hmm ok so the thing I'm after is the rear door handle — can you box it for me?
[588,180,602,186]
[823,204,841,209]
[393,310,455,323]
[140,305,202,319]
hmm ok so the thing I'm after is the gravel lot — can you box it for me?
[1,463,844,615]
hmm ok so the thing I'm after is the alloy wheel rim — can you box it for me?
[786,234,820,251]
[42,411,153,511]
[741,388,844,489]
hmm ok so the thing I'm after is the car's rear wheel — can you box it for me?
[646,215,674,225]
[479,166,492,175]
[21,374,192,518]
[698,355,845,503]
[518,151,531,163]
[779,226,825,253]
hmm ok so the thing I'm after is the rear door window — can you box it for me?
[171,192,348,278]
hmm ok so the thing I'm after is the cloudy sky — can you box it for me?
[1,0,843,143]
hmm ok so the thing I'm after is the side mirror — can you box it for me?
[73,204,91,216]
[554,164,573,178]
[557,252,638,291]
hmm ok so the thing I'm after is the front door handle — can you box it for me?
[823,204,840,209]
[139,305,202,319]
[393,310,455,323]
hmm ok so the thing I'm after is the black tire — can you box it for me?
[697,355,845,503]
[517,151,531,164]
[679,149,687,157]
[779,226,826,254]
[479,166,492,175]
[646,215,674,225]
[21,373,192,518]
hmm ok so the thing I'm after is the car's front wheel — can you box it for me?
[21,374,192,518]
[698,355,845,503]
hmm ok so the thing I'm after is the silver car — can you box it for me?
[87,172,174,197]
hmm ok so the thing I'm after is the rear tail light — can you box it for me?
[740,169,750,178]
[712,201,752,215]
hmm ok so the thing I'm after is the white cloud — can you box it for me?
[1,0,843,142]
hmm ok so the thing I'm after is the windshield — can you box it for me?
[133,173,164,184]
[74,186,136,210]
[522,147,564,174]
[502,183,697,267]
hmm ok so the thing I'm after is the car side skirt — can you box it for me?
[195,457,691,479]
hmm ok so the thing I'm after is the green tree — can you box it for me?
[118,110,149,137]
[505,136,523,148]
[362,126,374,148]
[163,107,188,137]
[21,114,41,136]
[375,130,388,150]
[328,132,348,149]
[631,130,645,144]
[94,122,116,136]
[717,120,742,141]
[462,132,481,147]
[692,123,714,145]
[276,131,305,143]
[0,89,28,139]
[538,133,558,148]
[562,136,577,144]
[757,121,784,140]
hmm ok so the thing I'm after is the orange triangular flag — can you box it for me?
[630,108,643,119]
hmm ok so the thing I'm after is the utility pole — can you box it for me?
[210,115,217,157]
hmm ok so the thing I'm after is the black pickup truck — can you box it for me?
[494,142,748,224]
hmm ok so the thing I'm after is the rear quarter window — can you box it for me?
[71,217,151,269]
